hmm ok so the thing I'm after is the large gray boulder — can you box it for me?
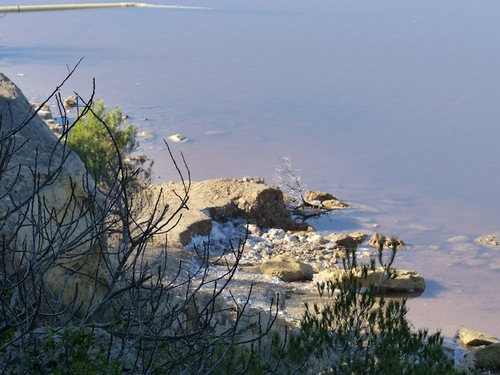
[0,73,111,311]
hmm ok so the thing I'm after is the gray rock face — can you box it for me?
[0,73,110,311]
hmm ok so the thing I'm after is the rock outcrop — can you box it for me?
[144,178,310,247]
[0,73,110,311]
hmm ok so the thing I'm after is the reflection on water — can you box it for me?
[1,0,499,338]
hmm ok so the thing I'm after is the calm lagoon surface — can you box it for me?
[1,0,499,338]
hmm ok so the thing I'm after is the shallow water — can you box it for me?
[1,0,499,338]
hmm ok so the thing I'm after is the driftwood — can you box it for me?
[0,3,209,13]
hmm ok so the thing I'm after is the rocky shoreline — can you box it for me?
[20,85,500,372]
[143,177,499,371]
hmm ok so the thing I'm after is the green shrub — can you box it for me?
[286,243,465,374]
[152,341,274,375]
[25,327,121,375]
[65,99,152,190]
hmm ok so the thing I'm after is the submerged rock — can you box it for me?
[168,133,188,143]
[476,233,500,247]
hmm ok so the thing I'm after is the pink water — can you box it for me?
[1,0,499,338]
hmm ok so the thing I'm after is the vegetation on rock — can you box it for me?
[65,98,153,190]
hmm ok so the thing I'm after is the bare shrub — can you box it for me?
[0,69,284,373]
[274,156,337,223]
[274,156,307,207]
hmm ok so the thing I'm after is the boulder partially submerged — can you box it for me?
[315,267,426,293]
[304,190,350,210]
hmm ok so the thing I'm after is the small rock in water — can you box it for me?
[205,129,225,135]
[446,236,470,243]
[137,130,154,140]
[168,133,188,143]
[476,233,500,246]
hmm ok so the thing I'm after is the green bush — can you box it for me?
[25,327,121,375]
[65,99,152,190]
[286,243,465,375]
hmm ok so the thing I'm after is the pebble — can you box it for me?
[168,133,188,143]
